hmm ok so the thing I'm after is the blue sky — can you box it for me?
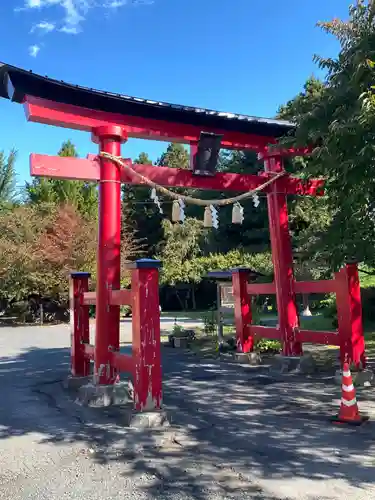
[0,0,352,184]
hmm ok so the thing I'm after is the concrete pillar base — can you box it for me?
[76,380,132,407]
[235,352,262,365]
[270,354,301,374]
[335,368,374,387]
[65,375,169,428]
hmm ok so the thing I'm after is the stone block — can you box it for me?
[174,337,188,348]
[248,352,262,365]
[76,380,132,407]
[335,368,374,387]
[270,354,301,374]
[297,353,317,374]
[235,352,249,363]
[354,369,374,387]
[124,409,170,429]
[234,352,262,365]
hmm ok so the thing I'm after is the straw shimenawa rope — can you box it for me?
[99,152,286,207]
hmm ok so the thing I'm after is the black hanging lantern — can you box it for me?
[192,131,222,176]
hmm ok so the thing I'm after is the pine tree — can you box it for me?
[122,152,163,257]
[157,143,189,169]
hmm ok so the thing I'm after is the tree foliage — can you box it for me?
[157,143,189,169]
[0,149,18,207]
[279,1,375,267]
[0,203,96,301]
[122,152,163,257]
[0,202,139,303]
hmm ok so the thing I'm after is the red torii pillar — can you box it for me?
[263,151,302,357]
[92,125,126,384]
[232,150,302,357]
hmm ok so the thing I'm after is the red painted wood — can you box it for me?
[258,147,311,159]
[30,153,324,196]
[247,283,276,294]
[294,279,337,294]
[82,291,97,306]
[111,352,134,374]
[250,325,280,340]
[249,326,339,346]
[335,264,366,368]
[265,155,302,357]
[24,95,275,151]
[131,265,162,411]
[93,125,127,385]
[30,154,97,182]
[70,274,90,376]
[232,269,253,353]
[109,289,132,306]
[83,344,95,360]
[297,330,339,346]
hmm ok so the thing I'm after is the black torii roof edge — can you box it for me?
[0,62,295,139]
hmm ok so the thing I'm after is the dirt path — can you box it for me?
[1,324,375,499]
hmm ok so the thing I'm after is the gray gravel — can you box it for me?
[1,323,375,499]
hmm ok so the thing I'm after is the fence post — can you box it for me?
[232,268,253,353]
[129,259,162,411]
[335,263,366,368]
[70,272,91,377]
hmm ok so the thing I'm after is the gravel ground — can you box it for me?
[1,323,375,499]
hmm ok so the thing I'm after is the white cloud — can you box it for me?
[27,0,42,7]
[31,20,56,33]
[20,0,152,39]
[106,1,128,7]
[60,25,80,34]
[28,44,41,57]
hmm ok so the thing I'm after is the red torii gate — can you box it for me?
[0,64,366,413]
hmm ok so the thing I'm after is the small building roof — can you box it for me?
[0,62,295,139]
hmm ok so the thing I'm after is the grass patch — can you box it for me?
[299,314,335,331]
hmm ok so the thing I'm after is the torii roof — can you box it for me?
[0,62,295,139]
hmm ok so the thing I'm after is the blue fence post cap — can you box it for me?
[125,259,162,270]
[70,271,91,278]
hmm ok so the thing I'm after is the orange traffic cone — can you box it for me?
[331,362,369,426]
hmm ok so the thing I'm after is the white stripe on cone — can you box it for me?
[341,397,357,407]
[343,370,351,377]
[342,384,354,392]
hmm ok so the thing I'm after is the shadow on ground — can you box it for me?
[1,345,375,499]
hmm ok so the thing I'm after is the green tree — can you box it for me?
[278,76,325,124]
[278,79,333,270]
[57,140,78,158]
[279,1,375,268]
[122,152,163,257]
[0,149,17,207]
[157,218,209,285]
[157,143,189,169]
[213,150,270,253]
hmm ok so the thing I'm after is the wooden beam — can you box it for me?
[25,95,275,151]
[30,154,325,196]
[294,280,337,294]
